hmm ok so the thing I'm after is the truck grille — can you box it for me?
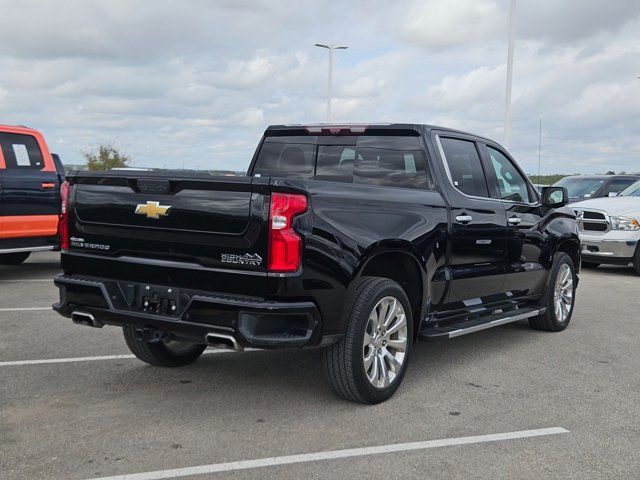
[575,209,609,232]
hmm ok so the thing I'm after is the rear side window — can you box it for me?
[0,132,44,170]
[253,135,432,190]
[439,137,488,197]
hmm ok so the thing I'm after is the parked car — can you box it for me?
[553,174,640,204]
[53,124,580,403]
[574,179,640,274]
[0,124,63,265]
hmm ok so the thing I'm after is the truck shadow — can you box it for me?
[0,252,60,281]
[583,265,637,277]
[109,320,540,410]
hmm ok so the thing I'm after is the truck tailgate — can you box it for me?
[68,173,270,273]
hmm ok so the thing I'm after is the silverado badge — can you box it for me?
[135,201,171,219]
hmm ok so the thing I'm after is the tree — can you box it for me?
[83,144,130,171]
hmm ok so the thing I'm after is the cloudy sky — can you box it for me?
[0,0,639,174]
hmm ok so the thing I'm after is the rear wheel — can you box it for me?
[322,277,413,404]
[0,252,30,265]
[122,325,207,367]
[530,252,576,332]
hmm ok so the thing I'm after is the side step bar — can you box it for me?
[419,307,542,340]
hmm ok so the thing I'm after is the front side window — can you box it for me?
[486,146,531,203]
[621,180,640,197]
[605,179,637,197]
[439,137,489,197]
[0,132,44,170]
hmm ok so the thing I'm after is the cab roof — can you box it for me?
[264,123,498,144]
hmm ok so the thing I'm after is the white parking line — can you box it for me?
[0,278,53,283]
[0,354,138,366]
[86,427,569,480]
[0,307,51,312]
[0,349,244,367]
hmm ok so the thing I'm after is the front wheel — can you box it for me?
[0,252,30,265]
[322,277,413,404]
[123,325,207,367]
[529,252,576,332]
[633,245,640,276]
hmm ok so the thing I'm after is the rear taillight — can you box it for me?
[59,181,70,250]
[268,193,307,272]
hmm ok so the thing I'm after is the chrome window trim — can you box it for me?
[435,134,539,207]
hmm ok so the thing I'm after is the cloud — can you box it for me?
[399,0,506,49]
[0,0,638,174]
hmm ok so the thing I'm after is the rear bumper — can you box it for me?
[580,231,639,264]
[53,274,334,349]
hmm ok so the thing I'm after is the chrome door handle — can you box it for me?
[455,215,473,224]
[508,216,522,225]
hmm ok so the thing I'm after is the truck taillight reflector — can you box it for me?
[59,181,70,250]
[268,193,307,272]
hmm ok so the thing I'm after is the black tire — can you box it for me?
[581,261,599,269]
[529,252,576,332]
[122,325,207,367]
[633,246,640,276]
[322,277,413,404]
[0,252,30,265]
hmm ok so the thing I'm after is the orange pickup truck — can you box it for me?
[0,125,64,264]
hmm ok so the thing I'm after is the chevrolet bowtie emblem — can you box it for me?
[135,201,171,219]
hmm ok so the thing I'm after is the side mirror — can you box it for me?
[541,186,569,207]
[608,192,618,197]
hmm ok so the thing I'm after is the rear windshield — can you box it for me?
[252,135,432,190]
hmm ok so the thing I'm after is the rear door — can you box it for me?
[480,142,547,297]
[434,133,507,303]
[0,131,60,244]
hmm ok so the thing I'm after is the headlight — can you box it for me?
[610,216,640,231]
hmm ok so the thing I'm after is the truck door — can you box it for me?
[480,143,547,297]
[0,131,60,245]
[434,134,507,303]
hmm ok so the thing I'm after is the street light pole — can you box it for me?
[504,0,516,148]
[315,44,348,122]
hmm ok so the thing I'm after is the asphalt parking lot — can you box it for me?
[1,252,639,480]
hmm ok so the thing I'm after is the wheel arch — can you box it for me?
[345,244,426,341]
[557,238,581,273]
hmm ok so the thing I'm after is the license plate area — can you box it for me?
[120,282,184,316]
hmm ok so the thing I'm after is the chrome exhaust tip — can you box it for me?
[205,332,242,351]
[71,311,104,328]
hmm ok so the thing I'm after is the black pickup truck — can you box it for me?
[54,124,580,404]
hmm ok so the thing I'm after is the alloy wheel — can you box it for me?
[553,263,574,323]
[362,296,408,389]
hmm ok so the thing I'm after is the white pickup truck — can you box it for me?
[573,180,640,274]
